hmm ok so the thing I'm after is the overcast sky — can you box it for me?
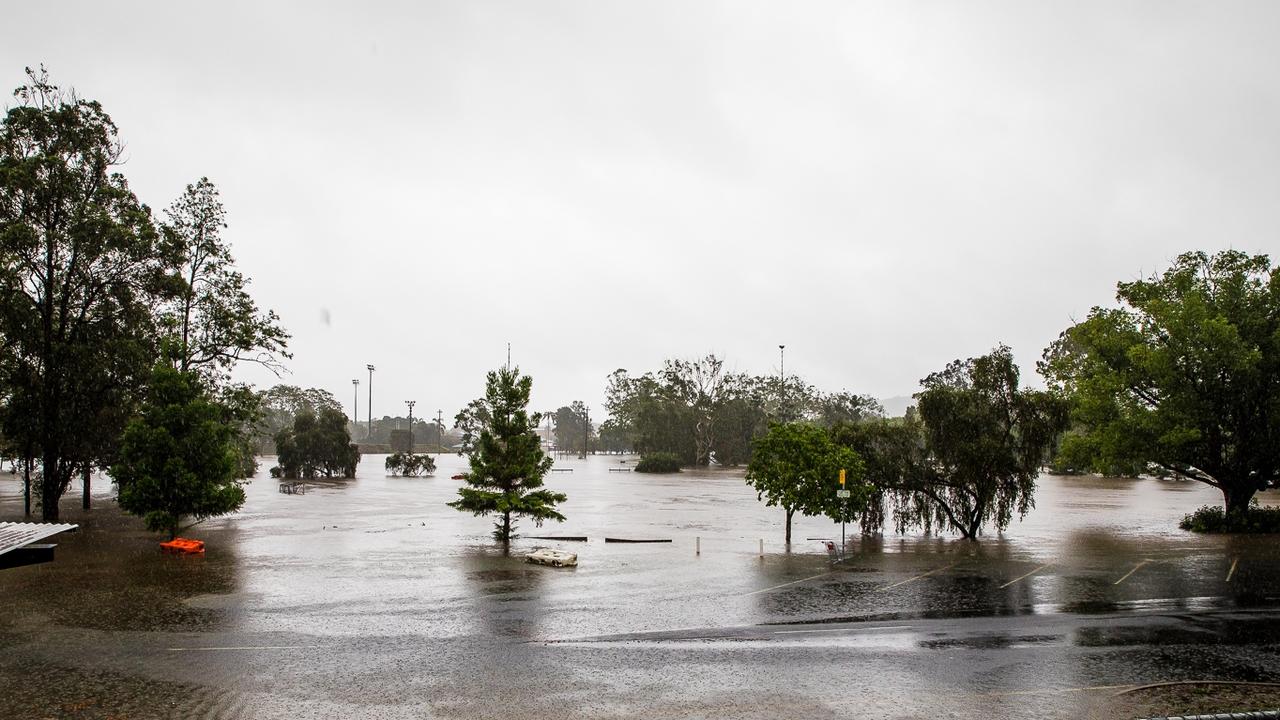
[6,1,1279,422]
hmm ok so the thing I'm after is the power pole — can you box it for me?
[583,405,590,458]
[366,364,375,441]
[435,409,444,453]
[405,400,416,453]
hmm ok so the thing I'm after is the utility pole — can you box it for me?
[435,409,444,453]
[366,364,375,441]
[583,405,590,458]
[405,400,416,453]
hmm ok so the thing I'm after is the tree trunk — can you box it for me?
[22,452,31,517]
[785,507,793,545]
[41,453,60,523]
[82,464,91,510]
[501,512,511,550]
[1224,483,1255,518]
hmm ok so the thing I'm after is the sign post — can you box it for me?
[836,469,849,552]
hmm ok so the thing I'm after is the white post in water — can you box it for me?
[758,538,764,557]
[695,536,700,555]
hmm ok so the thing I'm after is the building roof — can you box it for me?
[0,521,79,557]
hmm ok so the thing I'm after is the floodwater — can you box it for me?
[2,454,1279,719]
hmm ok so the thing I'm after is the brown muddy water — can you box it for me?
[2,454,1278,719]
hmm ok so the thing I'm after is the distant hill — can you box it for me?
[878,395,914,418]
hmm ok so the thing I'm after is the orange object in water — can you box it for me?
[160,538,205,555]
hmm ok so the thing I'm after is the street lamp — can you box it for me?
[405,400,416,453]
[366,364,375,440]
[779,345,785,380]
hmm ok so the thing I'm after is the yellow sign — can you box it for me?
[839,468,846,486]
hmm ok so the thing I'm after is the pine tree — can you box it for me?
[449,366,566,546]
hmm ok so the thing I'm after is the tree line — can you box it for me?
[599,251,1280,536]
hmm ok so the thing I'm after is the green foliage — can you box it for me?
[161,177,290,381]
[1040,250,1280,516]
[273,406,359,479]
[553,401,592,454]
[745,423,868,543]
[1180,503,1280,534]
[255,385,343,452]
[385,452,436,477]
[111,366,245,538]
[605,357,882,467]
[0,67,177,521]
[448,366,566,544]
[836,346,1068,539]
[634,452,683,473]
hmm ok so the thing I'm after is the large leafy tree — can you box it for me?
[1040,250,1280,517]
[745,422,867,544]
[552,401,591,454]
[0,67,176,521]
[111,365,245,539]
[838,346,1068,539]
[449,366,566,546]
[161,177,289,379]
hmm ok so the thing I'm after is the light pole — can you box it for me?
[779,344,786,420]
[352,379,360,436]
[405,400,416,453]
[366,364,375,441]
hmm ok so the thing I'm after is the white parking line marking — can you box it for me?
[999,563,1053,589]
[1114,559,1152,585]
[878,562,960,591]
[773,625,912,635]
[167,645,323,651]
[744,571,834,596]
[1227,557,1239,582]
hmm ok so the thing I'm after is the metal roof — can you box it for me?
[0,522,79,556]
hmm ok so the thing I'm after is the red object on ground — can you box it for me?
[450,474,466,480]
[160,538,205,555]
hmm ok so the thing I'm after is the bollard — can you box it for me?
[695,536,700,555]
[759,538,764,557]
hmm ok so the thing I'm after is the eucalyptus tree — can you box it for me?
[552,401,591,454]
[0,67,176,520]
[1040,250,1280,519]
[161,177,289,379]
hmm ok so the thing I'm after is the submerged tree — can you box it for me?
[273,406,359,479]
[837,346,1067,540]
[1041,250,1280,520]
[448,366,566,546]
[385,452,436,477]
[746,422,867,544]
[111,365,246,539]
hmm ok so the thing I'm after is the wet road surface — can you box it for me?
[2,454,1279,718]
